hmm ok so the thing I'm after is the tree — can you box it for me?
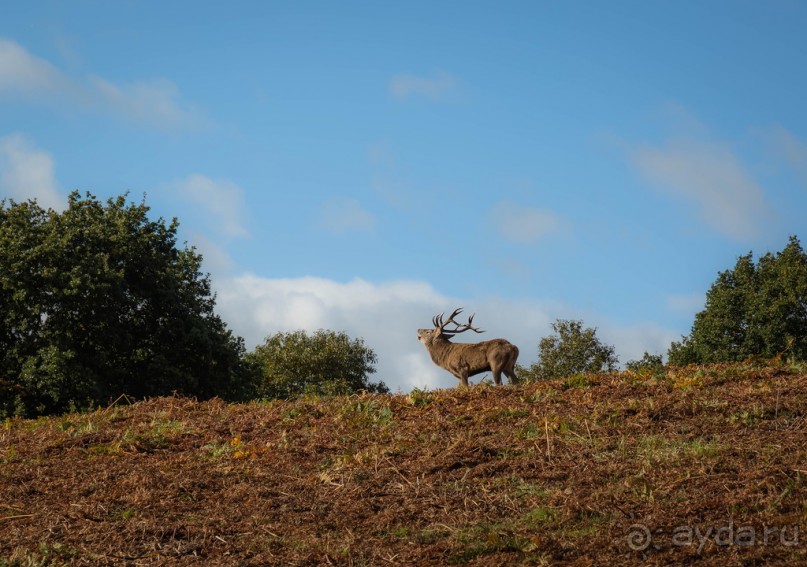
[0,192,257,418]
[625,352,664,373]
[248,329,389,398]
[522,319,619,381]
[668,236,807,365]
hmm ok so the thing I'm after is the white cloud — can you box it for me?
[0,37,202,130]
[389,71,457,101]
[491,201,563,243]
[214,275,558,391]
[89,76,203,130]
[627,111,769,241]
[214,274,684,390]
[0,38,67,94]
[320,197,376,234]
[0,133,63,209]
[173,174,249,238]
[215,275,452,391]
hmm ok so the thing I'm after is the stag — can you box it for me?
[417,308,519,387]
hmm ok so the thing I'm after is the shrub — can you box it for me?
[522,319,618,381]
[248,329,388,398]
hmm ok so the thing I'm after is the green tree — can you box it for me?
[0,191,257,418]
[522,319,619,381]
[668,236,807,365]
[625,352,664,373]
[248,329,388,398]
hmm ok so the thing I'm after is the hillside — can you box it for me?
[1,362,805,566]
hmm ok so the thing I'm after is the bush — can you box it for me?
[522,319,619,381]
[625,352,664,372]
[248,330,389,398]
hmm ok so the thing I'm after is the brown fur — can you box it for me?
[417,310,519,387]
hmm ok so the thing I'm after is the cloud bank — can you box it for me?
[213,274,678,392]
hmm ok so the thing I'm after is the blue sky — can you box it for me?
[2,1,806,390]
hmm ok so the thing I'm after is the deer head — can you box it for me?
[417,307,484,346]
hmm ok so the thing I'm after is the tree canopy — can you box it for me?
[0,191,256,418]
[668,236,807,365]
[248,329,388,398]
[521,319,619,380]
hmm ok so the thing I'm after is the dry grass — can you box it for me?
[1,361,805,565]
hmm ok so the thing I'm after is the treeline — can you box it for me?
[1,193,804,418]
[520,235,806,380]
[0,192,385,418]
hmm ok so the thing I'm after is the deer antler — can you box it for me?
[433,307,484,336]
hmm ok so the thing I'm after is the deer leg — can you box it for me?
[458,372,470,388]
[505,368,519,385]
[492,368,503,386]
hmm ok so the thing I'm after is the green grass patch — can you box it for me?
[406,387,434,407]
[449,521,534,564]
[338,399,393,429]
[562,373,595,390]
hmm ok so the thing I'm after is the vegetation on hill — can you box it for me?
[669,235,806,365]
[519,319,619,381]
[2,191,803,420]
[248,329,389,398]
[2,361,804,565]
[0,192,256,418]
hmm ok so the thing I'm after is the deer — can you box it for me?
[417,308,519,387]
